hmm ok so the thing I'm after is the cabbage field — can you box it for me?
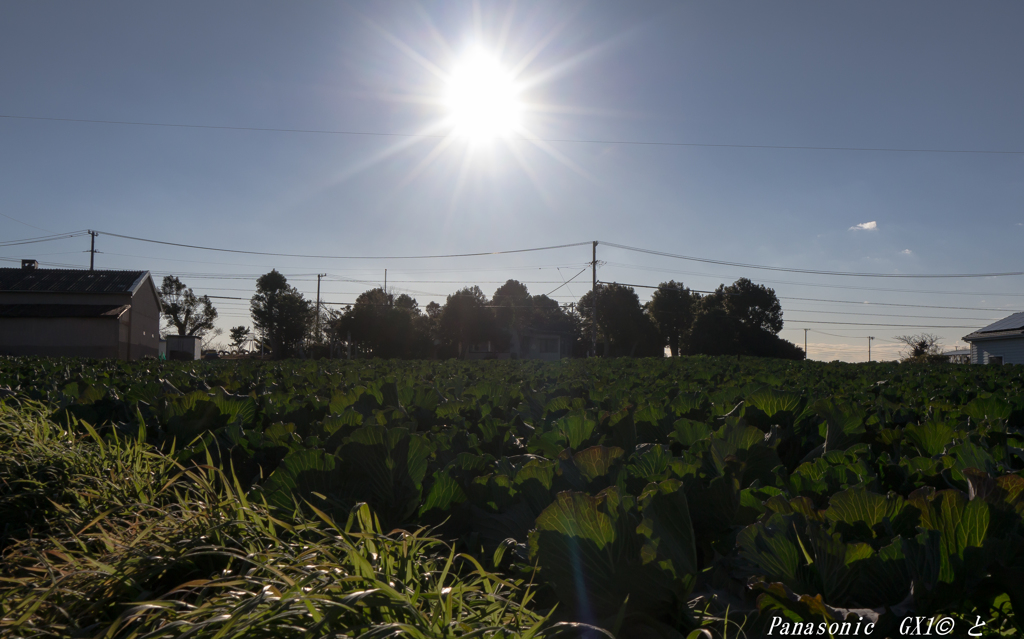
[1,356,1022,637]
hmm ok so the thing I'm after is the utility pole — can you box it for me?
[384,269,387,300]
[316,273,326,344]
[804,328,809,359]
[591,241,598,357]
[88,230,97,270]
[868,336,874,362]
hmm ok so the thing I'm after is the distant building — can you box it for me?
[512,328,571,361]
[942,349,971,364]
[0,261,161,359]
[465,328,572,361]
[962,312,1024,365]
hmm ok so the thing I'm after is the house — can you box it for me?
[0,261,162,360]
[942,349,971,364]
[512,328,571,361]
[465,328,572,361]
[962,312,1024,365]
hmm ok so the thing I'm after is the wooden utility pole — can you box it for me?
[868,336,874,362]
[384,269,387,300]
[88,230,97,270]
[316,273,326,344]
[804,328,809,359]
[591,241,598,357]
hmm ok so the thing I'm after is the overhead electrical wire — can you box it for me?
[7,229,1022,281]
[2,232,1014,337]
[0,231,88,247]
[596,280,1020,313]
[600,242,1024,279]
[784,307,999,321]
[3,114,1022,155]
[96,230,591,260]
[4,254,1017,316]
[778,296,1019,313]
[546,267,588,296]
[786,320,981,328]
[604,261,1024,298]
[0,212,53,233]
[91,250,589,274]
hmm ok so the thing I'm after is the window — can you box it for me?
[989,355,1003,365]
[539,338,559,354]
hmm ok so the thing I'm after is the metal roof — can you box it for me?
[977,311,1024,334]
[0,268,150,295]
[0,303,130,318]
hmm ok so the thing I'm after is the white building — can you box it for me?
[963,312,1024,365]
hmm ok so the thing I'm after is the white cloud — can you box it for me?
[849,221,878,231]
[901,249,912,255]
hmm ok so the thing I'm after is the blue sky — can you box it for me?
[2,1,1022,360]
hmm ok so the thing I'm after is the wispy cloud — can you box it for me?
[849,221,877,231]
[901,248,912,255]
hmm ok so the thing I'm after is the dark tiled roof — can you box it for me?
[964,311,1024,342]
[977,311,1024,334]
[0,269,148,294]
[963,328,1024,342]
[0,303,130,318]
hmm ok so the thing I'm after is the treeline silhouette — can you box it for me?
[234,271,804,360]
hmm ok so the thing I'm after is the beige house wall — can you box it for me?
[128,278,161,359]
[0,317,121,358]
[0,274,161,360]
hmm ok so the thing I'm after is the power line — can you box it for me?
[601,242,1024,279]
[597,279,1020,313]
[546,267,588,296]
[97,230,590,260]
[807,329,900,344]
[0,212,53,233]
[88,250,590,273]
[779,295,1019,313]
[604,261,1024,298]
[4,114,1023,155]
[0,231,88,248]
[786,320,981,328]
[785,307,999,321]
[4,254,1017,314]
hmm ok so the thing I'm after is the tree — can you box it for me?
[425,301,442,320]
[647,281,697,357]
[578,284,662,357]
[708,278,783,334]
[894,333,942,361]
[492,279,532,336]
[158,275,218,337]
[229,326,249,352]
[395,294,418,312]
[438,286,494,358]
[689,278,801,360]
[201,327,224,352]
[250,270,313,359]
[337,288,431,359]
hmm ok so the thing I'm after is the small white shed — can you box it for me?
[165,335,202,360]
[963,312,1024,365]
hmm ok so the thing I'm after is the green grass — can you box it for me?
[0,400,571,638]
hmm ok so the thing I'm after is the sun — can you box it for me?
[445,49,522,140]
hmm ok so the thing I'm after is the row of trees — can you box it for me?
[157,272,804,360]
[578,279,802,359]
